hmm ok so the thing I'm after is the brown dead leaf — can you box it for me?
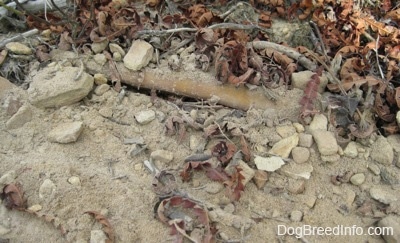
[240,136,251,162]
[211,141,237,165]
[1,183,26,210]
[35,45,51,62]
[223,167,245,201]
[85,211,115,243]
[58,32,73,51]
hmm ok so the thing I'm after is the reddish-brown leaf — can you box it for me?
[211,141,237,165]
[85,211,115,243]
[2,183,26,210]
[224,167,245,201]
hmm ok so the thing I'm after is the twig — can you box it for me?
[213,121,234,144]
[309,21,328,59]
[0,29,39,49]
[374,35,385,80]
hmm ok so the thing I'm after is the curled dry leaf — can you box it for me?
[1,183,26,210]
[152,170,178,198]
[299,67,322,118]
[223,167,245,201]
[253,170,268,189]
[85,211,115,243]
[211,141,237,165]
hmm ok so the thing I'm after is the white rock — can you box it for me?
[291,70,328,93]
[6,42,32,55]
[94,84,110,96]
[39,179,56,200]
[91,39,109,54]
[370,136,394,165]
[135,110,156,124]
[293,123,305,133]
[109,43,126,56]
[6,105,32,130]
[276,125,296,138]
[28,66,94,108]
[254,155,285,172]
[378,216,400,243]
[269,133,299,158]
[290,210,303,222]
[90,229,108,243]
[291,147,310,163]
[321,154,340,162]
[298,133,313,148]
[93,54,107,66]
[28,204,42,212]
[48,122,84,144]
[150,150,174,163]
[312,130,338,156]
[68,176,81,186]
[368,163,380,175]
[344,141,358,158]
[387,134,400,153]
[99,107,113,118]
[280,163,313,180]
[309,114,328,131]
[370,187,398,204]
[350,173,365,185]
[123,40,154,71]
[94,73,108,86]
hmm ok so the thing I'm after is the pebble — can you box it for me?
[109,43,126,56]
[124,40,154,71]
[377,216,400,243]
[380,167,399,185]
[90,229,108,243]
[94,73,108,86]
[298,133,313,148]
[98,107,113,118]
[276,125,296,138]
[189,135,206,152]
[370,136,394,165]
[134,163,143,171]
[254,155,285,172]
[48,122,84,144]
[150,150,174,163]
[135,110,156,124]
[6,42,32,55]
[224,203,235,214]
[350,173,365,185]
[68,176,81,186]
[113,52,122,61]
[94,84,110,96]
[205,182,224,194]
[293,123,305,133]
[290,210,303,222]
[309,114,328,131]
[387,134,400,153]
[269,133,299,158]
[28,204,42,212]
[368,163,380,175]
[91,39,109,54]
[344,141,358,158]
[291,147,310,163]
[0,170,16,187]
[321,154,341,162]
[93,53,107,66]
[280,163,313,180]
[262,108,278,127]
[5,104,32,130]
[39,179,56,200]
[370,187,398,204]
[300,195,316,208]
[287,179,305,194]
[311,130,338,156]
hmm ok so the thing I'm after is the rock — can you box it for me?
[98,107,113,118]
[377,216,400,243]
[293,123,305,133]
[387,135,400,153]
[94,84,110,96]
[350,173,365,185]
[0,170,16,187]
[309,114,328,131]
[48,122,84,144]
[298,133,313,148]
[253,170,269,189]
[90,229,108,243]
[123,40,154,71]
[28,204,42,212]
[205,182,224,194]
[280,163,313,180]
[223,203,235,214]
[94,73,108,86]
[68,176,81,186]
[368,163,380,175]
[291,147,310,163]
[370,136,394,165]
[6,42,32,55]
[370,187,398,204]
[311,130,338,156]
[150,150,174,163]
[189,135,206,152]
[290,210,303,222]
[91,39,109,54]
[291,70,328,93]
[300,195,317,208]
[0,77,16,98]
[5,104,32,129]
[276,125,296,138]
[113,52,122,61]
[254,155,285,172]
[380,167,400,185]
[262,108,278,127]
[28,66,94,108]
[135,110,156,124]
[320,154,340,162]
[109,43,126,56]
[39,179,56,200]
[344,141,358,158]
[93,54,107,66]
[287,179,305,194]
[269,133,299,158]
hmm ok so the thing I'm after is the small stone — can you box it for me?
[321,154,341,162]
[368,163,380,175]
[93,54,107,66]
[123,40,154,71]
[350,173,365,185]
[291,147,310,163]
[134,163,143,171]
[269,133,299,158]
[91,39,109,54]
[94,73,108,86]
[387,134,400,153]
[380,167,400,185]
[94,84,110,96]
[344,142,358,158]
[293,123,305,133]
[224,203,235,214]
[219,232,229,241]
[135,110,156,124]
[150,150,174,163]
[370,187,398,204]
[377,216,400,243]
[205,182,224,194]
[48,122,84,144]
[254,155,285,172]
[189,135,206,152]
[309,114,328,131]
[68,176,81,186]
[298,133,313,148]
[276,125,296,138]
[301,195,316,208]
[5,104,32,129]
[262,108,278,127]
[280,163,313,180]
[287,179,305,194]
[90,229,108,243]
[290,210,303,222]
[39,179,56,200]
[370,136,394,165]
[311,130,338,156]
[337,146,344,156]
[6,42,32,55]
[109,43,126,56]
[98,107,113,118]
[28,204,42,212]
[113,52,122,61]
[0,170,16,187]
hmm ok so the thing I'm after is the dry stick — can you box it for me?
[0,29,39,48]
[374,35,385,80]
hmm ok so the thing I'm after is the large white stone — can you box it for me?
[123,40,153,71]
[48,122,84,143]
[254,155,285,172]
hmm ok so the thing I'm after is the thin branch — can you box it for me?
[0,29,39,48]
[374,35,385,80]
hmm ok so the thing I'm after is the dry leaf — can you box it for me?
[2,183,26,210]
[85,211,115,243]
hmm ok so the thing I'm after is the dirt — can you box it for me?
[0,55,398,243]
